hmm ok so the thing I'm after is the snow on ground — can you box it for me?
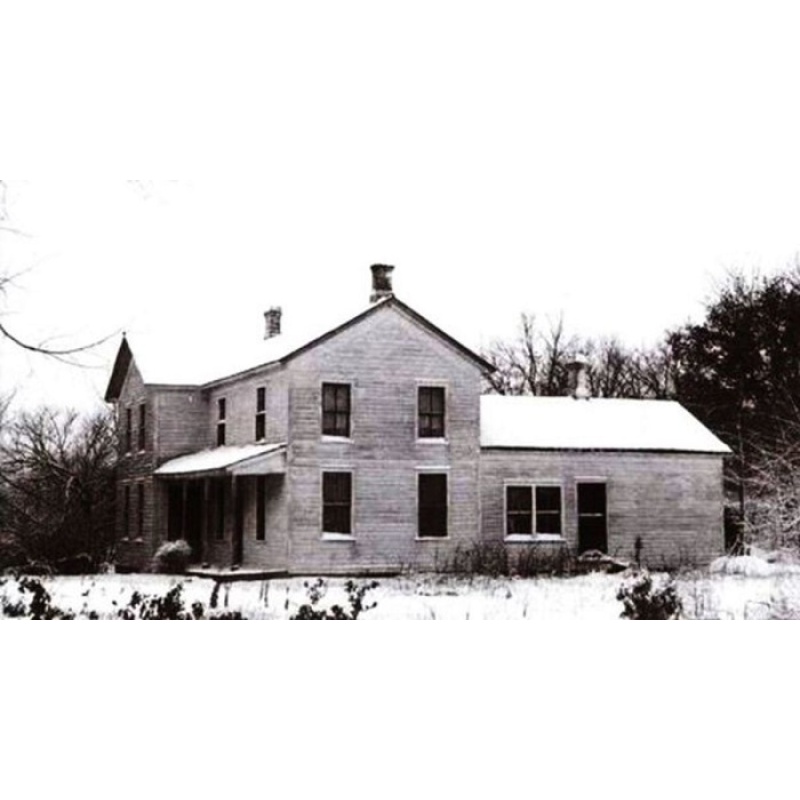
[4,556,800,619]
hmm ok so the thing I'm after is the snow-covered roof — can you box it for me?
[480,395,732,454]
[154,443,287,477]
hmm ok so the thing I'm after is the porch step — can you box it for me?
[185,567,289,582]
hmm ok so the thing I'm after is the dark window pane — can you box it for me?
[578,483,606,515]
[125,408,132,453]
[536,510,562,535]
[419,474,448,537]
[418,387,445,438]
[507,511,533,535]
[137,484,145,539]
[123,485,131,538]
[255,413,266,441]
[536,486,561,513]
[256,387,266,413]
[323,472,352,534]
[507,486,532,512]
[217,423,226,447]
[218,398,226,421]
[138,403,146,450]
[322,384,351,436]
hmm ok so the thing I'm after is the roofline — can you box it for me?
[104,335,133,402]
[199,295,495,388]
[481,446,731,456]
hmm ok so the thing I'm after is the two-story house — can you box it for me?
[105,265,730,574]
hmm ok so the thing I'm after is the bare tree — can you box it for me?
[0,406,117,569]
[0,180,114,361]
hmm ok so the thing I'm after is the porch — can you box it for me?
[154,443,288,569]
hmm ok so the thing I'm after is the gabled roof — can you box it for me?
[104,335,133,402]
[104,295,494,397]
[480,395,732,454]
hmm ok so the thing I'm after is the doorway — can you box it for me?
[577,482,607,553]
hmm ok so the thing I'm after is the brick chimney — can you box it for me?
[566,355,591,400]
[264,307,282,339]
[370,264,395,303]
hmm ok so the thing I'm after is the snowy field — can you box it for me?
[3,553,800,619]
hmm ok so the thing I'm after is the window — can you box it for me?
[256,477,266,541]
[217,397,227,446]
[505,485,563,537]
[322,472,352,535]
[418,386,445,438]
[322,383,351,438]
[136,483,145,540]
[506,486,533,535]
[122,484,131,540]
[138,403,147,451]
[418,473,448,538]
[125,407,132,454]
[535,486,562,534]
[255,387,266,441]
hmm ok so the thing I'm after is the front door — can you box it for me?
[577,482,607,553]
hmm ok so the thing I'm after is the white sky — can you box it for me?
[4,3,800,410]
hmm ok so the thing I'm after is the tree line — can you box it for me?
[482,263,800,549]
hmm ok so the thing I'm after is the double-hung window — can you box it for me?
[138,403,147,451]
[322,383,351,438]
[217,398,227,446]
[125,408,133,454]
[418,473,448,538]
[255,387,266,441]
[505,484,563,538]
[322,472,352,535]
[418,386,445,438]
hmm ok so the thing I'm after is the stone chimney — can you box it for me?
[566,355,591,400]
[370,264,395,303]
[264,307,282,339]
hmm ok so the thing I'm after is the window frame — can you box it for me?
[216,397,227,447]
[321,382,352,439]
[417,470,449,539]
[137,402,147,452]
[504,481,565,542]
[321,470,354,540]
[124,407,133,454]
[122,483,131,541]
[136,482,145,541]
[417,385,447,440]
[255,386,267,442]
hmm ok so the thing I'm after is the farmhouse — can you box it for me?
[105,265,731,574]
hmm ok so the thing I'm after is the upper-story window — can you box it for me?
[418,386,445,438]
[124,407,133,454]
[255,387,266,441]
[137,403,147,451]
[217,397,227,446]
[322,383,351,438]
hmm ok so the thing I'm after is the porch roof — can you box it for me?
[154,443,287,478]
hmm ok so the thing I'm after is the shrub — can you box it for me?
[291,578,379,620]
[152,540,192,574]
[616,570,683,620]
[446,541,574,578]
